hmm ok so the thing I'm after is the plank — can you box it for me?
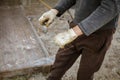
[0,0,21,6]
[0,6,53,77]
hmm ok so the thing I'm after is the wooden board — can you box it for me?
[0,6,53,77]
[0,0,21,6]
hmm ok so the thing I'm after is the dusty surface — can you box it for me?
[0,5,54,77]
[2,0,120,80]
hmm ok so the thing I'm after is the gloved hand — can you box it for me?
[54,29,78,48]
[39,9,58,27]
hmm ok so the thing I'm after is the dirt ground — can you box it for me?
[3,0,120,80]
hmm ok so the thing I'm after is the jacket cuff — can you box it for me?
[53,6,65,17]
[78,22,93,36]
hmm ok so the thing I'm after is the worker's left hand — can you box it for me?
[54,29,78,48]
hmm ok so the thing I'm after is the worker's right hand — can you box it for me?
[54,29,78,48]
[39,9,58,27]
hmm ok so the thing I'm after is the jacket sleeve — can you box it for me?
[54,0,76,17]
[78,0,119,36]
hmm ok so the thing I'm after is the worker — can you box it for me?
[39,0,120,80]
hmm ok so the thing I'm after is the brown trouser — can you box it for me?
[47,23,115,80]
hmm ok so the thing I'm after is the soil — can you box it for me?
[3,0,120,80]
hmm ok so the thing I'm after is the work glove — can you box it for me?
[54,29,78,48]
[39,9,58,27]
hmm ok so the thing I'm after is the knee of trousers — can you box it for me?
[79,64,102,73]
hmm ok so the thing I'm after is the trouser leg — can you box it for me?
[47,44,80,80]
[77,48,106,80]
[76,29,115,80]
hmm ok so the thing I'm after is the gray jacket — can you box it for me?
[54,0,120,36]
